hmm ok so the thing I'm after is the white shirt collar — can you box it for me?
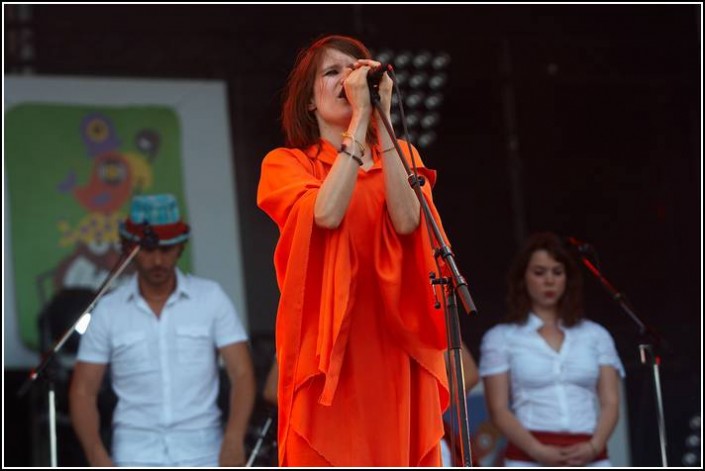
[525,311,565,331]
[124,268,191,302]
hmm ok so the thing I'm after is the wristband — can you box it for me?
[341,131,366,155]
[340,144,363,166]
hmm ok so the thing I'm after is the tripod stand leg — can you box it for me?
[245,416,274,467]
[48,383,58,467]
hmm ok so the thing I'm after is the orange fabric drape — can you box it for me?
[257,139,450,466]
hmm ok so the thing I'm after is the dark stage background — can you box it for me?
[4,4,701,467]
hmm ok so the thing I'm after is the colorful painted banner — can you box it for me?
[5,104,191,350]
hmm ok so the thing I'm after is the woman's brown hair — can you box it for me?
[506,232,584,327]
[281,34,378,149]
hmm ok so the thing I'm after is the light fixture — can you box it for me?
[393,50,413,69]
[412,50,432,69]
[393,70,410,87]
[682,413,701,466]
[420,113,440,130]
[425,93,444,110]
[418,131,437,148]
[374,48,451,149]
[429,73,447,90]
[376,49,394,66]
[390,112,401,127]
[405,92,425,109]
[431,52,451,70]
[405,112,421,128]
[408,72,428,89]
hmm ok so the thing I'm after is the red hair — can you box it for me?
[281,34,378,150]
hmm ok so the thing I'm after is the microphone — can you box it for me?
[565,236,593,254]
[367,63,390,90]
[140,222,160,250]
[338,63,391,99]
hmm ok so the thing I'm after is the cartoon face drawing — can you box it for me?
[46,113,161,301]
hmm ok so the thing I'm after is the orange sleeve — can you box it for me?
[256,147,356,448]
[257,148,322,231]
[257,148,323,452]
[376,141,450,405]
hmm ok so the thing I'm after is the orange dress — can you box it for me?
[257,139,450,466]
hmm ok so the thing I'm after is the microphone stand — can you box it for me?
[17,241,143,467]
[245,408,275,467]
[370,83,478,467]
[575,252,668,467]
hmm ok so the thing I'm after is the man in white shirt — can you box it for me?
[69,194,256,466]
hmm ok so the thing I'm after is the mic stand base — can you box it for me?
[48,379,58,467]
[640,344,668,467]
[442,284,473,466]
[246,411,275,467]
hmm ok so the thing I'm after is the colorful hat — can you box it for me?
[119,194,190,246]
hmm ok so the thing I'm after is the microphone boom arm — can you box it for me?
[370,88,477,466]
[372,98,476,315]
[574,249,668,466]
[18,242,142,397]
[16,242,143,467]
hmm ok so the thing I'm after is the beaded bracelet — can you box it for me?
[341,131,366,155]
[340,144,363,166]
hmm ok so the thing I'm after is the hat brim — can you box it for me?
[119,220,190,246]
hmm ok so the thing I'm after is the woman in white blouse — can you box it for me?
[480,232,624,467]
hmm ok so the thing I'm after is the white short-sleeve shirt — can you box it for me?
[479,313,624,434]
[77,269,248,464]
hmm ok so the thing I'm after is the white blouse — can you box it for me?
[479,313,625,434]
